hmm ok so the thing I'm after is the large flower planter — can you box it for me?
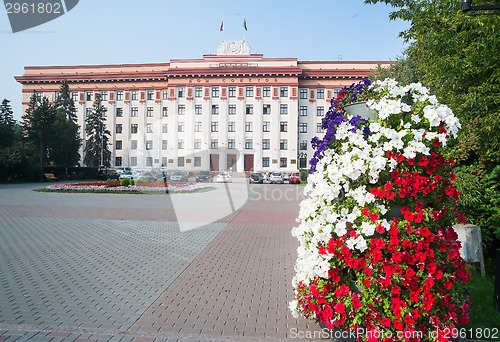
[290,78,470,341]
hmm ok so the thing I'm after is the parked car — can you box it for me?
[196,171,214,182]
[97,168,119,180]
[119,171,134,180]
[289,172,301,184]
[170,171,189,182]
[270,171,284,184]
[282,172,291,182]
[249,172,264,184]
[216,172,232,183]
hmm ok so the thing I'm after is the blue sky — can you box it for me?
[0,0,409,121]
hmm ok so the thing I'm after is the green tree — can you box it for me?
[365,0,500,253]
[84,94,111,167]
[53,80,81,166]
[22,94,56,174]
[0,98,16,148]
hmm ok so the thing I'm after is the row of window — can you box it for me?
[87,104,326,119]
[114,137,310,151]
[115,155,295,168]
[117,122,325,134]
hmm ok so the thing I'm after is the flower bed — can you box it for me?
[290,79,469,341]
[43,180,213,194]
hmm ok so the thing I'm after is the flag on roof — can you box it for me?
[220,20,224,32]
[243,17,247,31]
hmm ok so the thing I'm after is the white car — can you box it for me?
[216,172,232,183]
[270,171,284,184]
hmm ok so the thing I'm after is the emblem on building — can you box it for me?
[217,40,250,55]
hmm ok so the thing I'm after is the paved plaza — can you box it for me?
[0,182,322,341]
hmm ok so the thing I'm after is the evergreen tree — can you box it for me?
[22,94,56,173]
[84,94,111,167]
[0,98,16,148]
[55,79,77,122]
[52,80,81,166]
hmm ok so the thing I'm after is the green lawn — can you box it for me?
[463,260,500,340]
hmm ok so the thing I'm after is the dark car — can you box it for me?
[196,171,213,182]
[249,172,264,184]
[97,168,119,180]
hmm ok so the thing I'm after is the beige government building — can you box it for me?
[15,41,388,173]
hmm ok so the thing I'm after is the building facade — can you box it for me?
[15,41,389,173]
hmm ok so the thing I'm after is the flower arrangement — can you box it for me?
[290,78,470,341]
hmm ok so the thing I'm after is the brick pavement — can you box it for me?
[0,183,322,341]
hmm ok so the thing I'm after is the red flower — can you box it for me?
[334,302,346,314]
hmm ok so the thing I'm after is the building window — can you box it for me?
[300,140,307,150]
[131,140,137,150]
[317,89,325,99]
[280,121,288,132]
[176,105,185,115]
[178,122,185,132]
[162,107,168,117]
[146,123,153,133]
[245,87,254,97]
[280,87,288,97]
[162,157,168,167]
[300,88,308,99]
[299,123,308,133]
[228,121,236,132]
[146,140,153,150]
[245,139,253,149]
[131,124,138,134]
[194,139,201,149]
[263,104,271,114]
[146,157,153,167]
[116,108,123,117]
[85,108,92,118]
[115,140,122,150]
[280,157,287,168]
[195,87,203,98]
[245,104,253,115]
[178,156,185,166]
[211,122,219,132]
[211,105,219,115]
[177,87,185,98]
[317,106,324,117]
[333,88,340,98]
[71,92,79,102]
[245,122,253,132]
[280,139,288,150]
[228,104,236,115]
[115,91,123,101]
[162,90,168,100]
[195,105,202,115]
[263,121,270,132]
[211,87,219,98]
[131,90,139,101]
[194,156,201,167]
[131,107,138,117]
[317,123,324,133]
[262,139,270,150]
[86,91,93,101]
[228,87,236,97]
[100,91,108,101]
[147,90,154,100]
[280,104,288,115]
[211,139,218,149]
[228,139,236,149]
[195,122,202,132]
[116,124,122,133]
[262,157,270,167]
[162,124,168,133]
[263,87,271,97]
[162,140,168,150]
[178,139,184,149]
[115,157,122,167]
[131,157,137,167]
[299,106,307,116]
[147,107,154,117]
